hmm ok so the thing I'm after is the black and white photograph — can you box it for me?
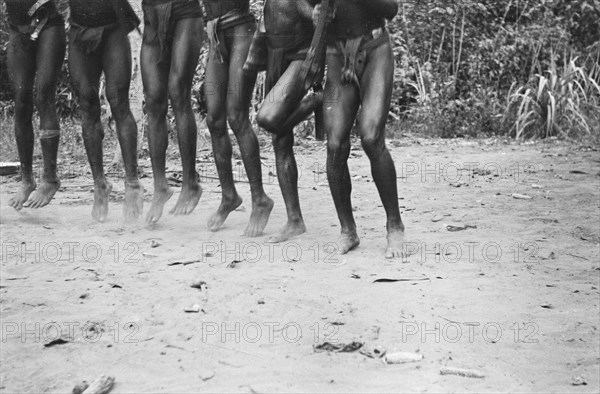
[0,0,599,392]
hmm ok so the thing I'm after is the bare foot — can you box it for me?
[267,219,306,243]
[123,181,144,221]
[9,179,36,211]
[242,196,274,237]
[385,228,406,259]
[170,183,202,216]
[146,185,174,224]
[207,194,242,232]
[338,231,360,255]
[91,179,113,223]
[25,179,61,209]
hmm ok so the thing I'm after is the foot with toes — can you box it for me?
[170,183,202,216]
[146,185,174,224]
[92,179,113,222]
[26,179,61,209]
[338,230,361,255]
[242,196,274,237]
[267,219,306,243]
[123,181,144,221]
[385,228,407,259]
[207,194,243,232]
[9,179,36,211]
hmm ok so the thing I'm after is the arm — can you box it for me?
[361,0,398,20]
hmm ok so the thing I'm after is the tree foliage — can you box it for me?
[390,0,600,139]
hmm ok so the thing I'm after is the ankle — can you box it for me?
[42,174,60,184]
[124,178,141,187]
[287,216,305,226]
[21,171,35,184]
[94,178,109,188]
[340,225,357,236]
[387,221,405,233]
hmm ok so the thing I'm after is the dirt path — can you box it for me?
[1,136,599,392]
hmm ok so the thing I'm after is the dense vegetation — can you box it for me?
[1,0,599,142]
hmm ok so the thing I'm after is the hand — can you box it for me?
[312,4,321,27]
[312,3,336,27]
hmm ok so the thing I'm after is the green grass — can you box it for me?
[508,53,600,142]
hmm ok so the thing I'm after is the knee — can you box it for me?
[206,111,226,133]
[169,89,190,111]
[168,78,191,111]
[327,137,350,158]
[14,93,34,119]
[75,83,100,115]
[226,107,248,133]
[360,119,387,157]
[361,134,386,157]
[256,107,281,133]
[79,96,101,119]
[35,86,54,112]
[106,86,131,119]
[145,91,168,118]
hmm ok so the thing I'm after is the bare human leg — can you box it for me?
[167,17,203,216]
[7,30,37,210]
[142,20,173,224]
[69,27,114,222]
[26,25,65,208]
[102,27,144,221]
[357,41,405,258]
[323,53,361,254]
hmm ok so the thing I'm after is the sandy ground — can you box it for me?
[0,135,599,393]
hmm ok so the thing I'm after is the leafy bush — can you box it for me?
[508,50,600,141]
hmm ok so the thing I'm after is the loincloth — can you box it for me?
[327,28,390,87]
[6,0,63,45]
[142,0,203,64]
[206,9,255,64]
[70,0,140,54]
[265,37,311,93]
[69,23,116,54]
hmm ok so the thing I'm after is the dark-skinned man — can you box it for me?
[5,0,65,211]
[251,0,324,242]
[141,0,204,224]
[202,0,274,237]
[314,0,405,258]
[68,0,143,222]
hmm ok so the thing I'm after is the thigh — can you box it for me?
[226,22,255,109]
[204,48,229,120]
[323,52,360,146]
[141,26,168,102]
[101,29,133,102]
[259,60,304,119]
[169,17,203,89]
[35,25,66,98]
[357,41,394,140]
[7,30,36,99]
[68,31,103,103]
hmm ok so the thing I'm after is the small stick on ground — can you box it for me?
[440,366,485,379]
